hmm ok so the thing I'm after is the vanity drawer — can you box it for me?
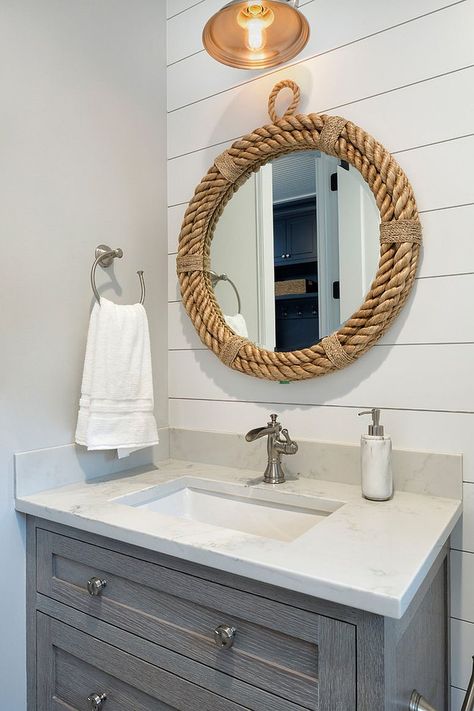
[37,528,356,710]
[36,613,248,711]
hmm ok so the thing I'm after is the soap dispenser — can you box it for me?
[358,408,393,501]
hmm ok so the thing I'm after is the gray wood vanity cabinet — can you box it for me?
[26,517,447,711]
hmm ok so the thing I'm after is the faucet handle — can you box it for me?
[269,413,279,425]
[279,428,298,455]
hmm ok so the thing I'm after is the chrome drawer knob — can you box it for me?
[214,624,236,649]
[87,576,107,596]
[87,692,107,710]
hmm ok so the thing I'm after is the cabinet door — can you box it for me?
[36,613,248,711]
[286,209,317,263]
[37,529,319,708]
[36,528,357,710]
[275,297,319,351]
[273,216,287,265]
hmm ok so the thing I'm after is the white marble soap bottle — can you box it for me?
[358,408,393,501]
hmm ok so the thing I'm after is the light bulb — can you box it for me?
[246,17,265,51]
[237,4,274,53]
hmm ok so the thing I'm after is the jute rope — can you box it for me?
[319,116,348,156]
[380,220,422,245]
[177,80,422,381]
[268,79,301,123]
[322,333,354,369]
[214,152,243,183]
[220,335,248,367]
[176,255,210,273]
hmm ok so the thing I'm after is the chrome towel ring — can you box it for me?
[209,270,241,314]
[91,244,145,305]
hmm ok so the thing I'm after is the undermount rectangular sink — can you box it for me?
[114,477,343,542]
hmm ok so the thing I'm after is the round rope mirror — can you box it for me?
[177,80,422,381]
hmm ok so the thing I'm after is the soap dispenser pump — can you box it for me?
[358,408,393,501]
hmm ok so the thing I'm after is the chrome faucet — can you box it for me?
[245,414,298,484]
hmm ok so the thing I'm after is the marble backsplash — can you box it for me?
[15,425,461,500]
[15,427,170,498]
[170,428,462,500]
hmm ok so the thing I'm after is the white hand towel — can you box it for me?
[75,297,159,457]
[224,313,248,338]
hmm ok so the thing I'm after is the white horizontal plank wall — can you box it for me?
[452,686,468,711]
[166,0,474,703]
[167,0,206,21]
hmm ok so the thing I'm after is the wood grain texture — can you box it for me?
[38,529,319,637]
[37,594,306,711]
[37,613,251,711]
[29,517,450,710]
[26,517,37,711]
[318,617,357,710]
[55,650,176,711]
[36,614,54,711]
[38,528,320,706]
[383,561,447,711]
[33,517,363,624]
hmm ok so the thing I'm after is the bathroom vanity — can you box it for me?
[17,459,461,711]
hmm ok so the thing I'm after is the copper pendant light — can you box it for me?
[202,0,310,70]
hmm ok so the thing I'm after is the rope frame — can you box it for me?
[177,80,422,381]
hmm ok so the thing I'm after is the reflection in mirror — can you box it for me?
[210,150,379,352]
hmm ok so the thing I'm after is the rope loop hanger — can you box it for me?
[90,244,146,305]
[267,79,301,122]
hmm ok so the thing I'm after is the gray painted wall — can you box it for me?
[0,2,167,706]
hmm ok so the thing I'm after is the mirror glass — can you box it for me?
[210,150,380,351]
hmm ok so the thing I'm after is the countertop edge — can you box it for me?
[15,493,462,620]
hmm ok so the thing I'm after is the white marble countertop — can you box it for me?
[15,459,462,618]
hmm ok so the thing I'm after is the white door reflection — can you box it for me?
[211,150,379,352]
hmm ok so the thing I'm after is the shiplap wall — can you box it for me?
[166,1,474,705]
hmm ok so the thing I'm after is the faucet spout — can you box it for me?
[245,425,278,442]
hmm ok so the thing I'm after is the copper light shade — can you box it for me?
[202,0,310,69]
